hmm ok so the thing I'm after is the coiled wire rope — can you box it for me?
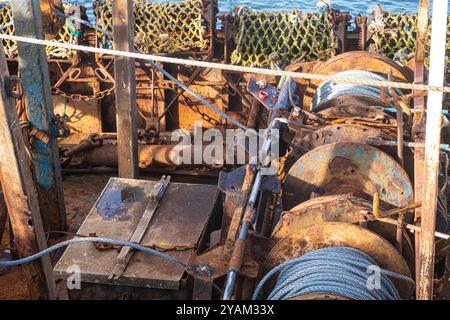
[252,246,415,300]
[311,70,403,111]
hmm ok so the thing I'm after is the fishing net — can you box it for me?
[368,11,450,65]
[94,0,211,54]
[230,7,338,68]
[0,3,79,60]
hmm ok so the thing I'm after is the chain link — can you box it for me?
[181,93,221,126]
[51,85,115,102]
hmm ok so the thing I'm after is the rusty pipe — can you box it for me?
[62,143,250,168]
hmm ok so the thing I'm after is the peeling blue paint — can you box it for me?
[11,0,61,194]
[289,143,414,207]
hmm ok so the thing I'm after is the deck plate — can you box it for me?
[54,177,218,290]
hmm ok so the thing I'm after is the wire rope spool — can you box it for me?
[311,70,402,112]
[255,246,414,300]
[264,222,413,299]
[293,51,412,110]
[282,142,413,211]
[283,123,402,181]
[285,124,395,166]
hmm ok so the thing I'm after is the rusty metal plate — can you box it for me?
[247,78,279,110]
[54,178,218,290]
[272,194,415,272]
[266,222,412,298]
[282,142,413,210]
[318,105,394,123]
[273,194,373,240]
[291,124,394,155]
[302,51,412,109]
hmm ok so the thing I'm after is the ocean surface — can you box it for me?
[62,0,450,23]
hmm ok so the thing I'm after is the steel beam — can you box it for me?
[10,0,66,231]
[113,0,139,178]
[417,0,448,300]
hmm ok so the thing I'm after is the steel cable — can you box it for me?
[252,246,415,300]
[311,70,402,111]
[0,236,213,276]
[54,8,113,38]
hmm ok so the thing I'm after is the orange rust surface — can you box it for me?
[0,174,110,300]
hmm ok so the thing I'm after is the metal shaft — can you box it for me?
[222,126,276,300]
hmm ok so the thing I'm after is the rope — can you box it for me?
[0,34,449,93]
[253,246,415,300]
[0,236,213,276]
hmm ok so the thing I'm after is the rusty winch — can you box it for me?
[252,51,448,300]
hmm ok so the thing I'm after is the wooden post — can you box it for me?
[113,0,139,178]
[10,0,66,231]
[418,0,448,300]
[0,43,56,300]
[413,0,429,294]
[0,190,7,242]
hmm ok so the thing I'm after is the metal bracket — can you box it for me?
[246,78,279,110]
[108,175,171,280]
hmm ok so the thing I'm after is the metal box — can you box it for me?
[54,177,219,299]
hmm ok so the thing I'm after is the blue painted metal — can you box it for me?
[283,142,414,210]
[10,0,66,230]
[375,106,449,116]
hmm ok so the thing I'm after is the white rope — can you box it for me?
[1,34,449,93]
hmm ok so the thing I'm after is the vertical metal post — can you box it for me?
[10,0,66,231]
[113,0,139,178]
[413,0,429,292]
[418,0,448,300]
[0,42,56,300]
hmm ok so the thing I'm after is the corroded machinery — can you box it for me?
[1,1,437,148]
[185,50,448,300]
[0,0,448,301]
[51,49,449,300]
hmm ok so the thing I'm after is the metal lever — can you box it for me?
[150,175,170,202]
[108,176,171,280]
